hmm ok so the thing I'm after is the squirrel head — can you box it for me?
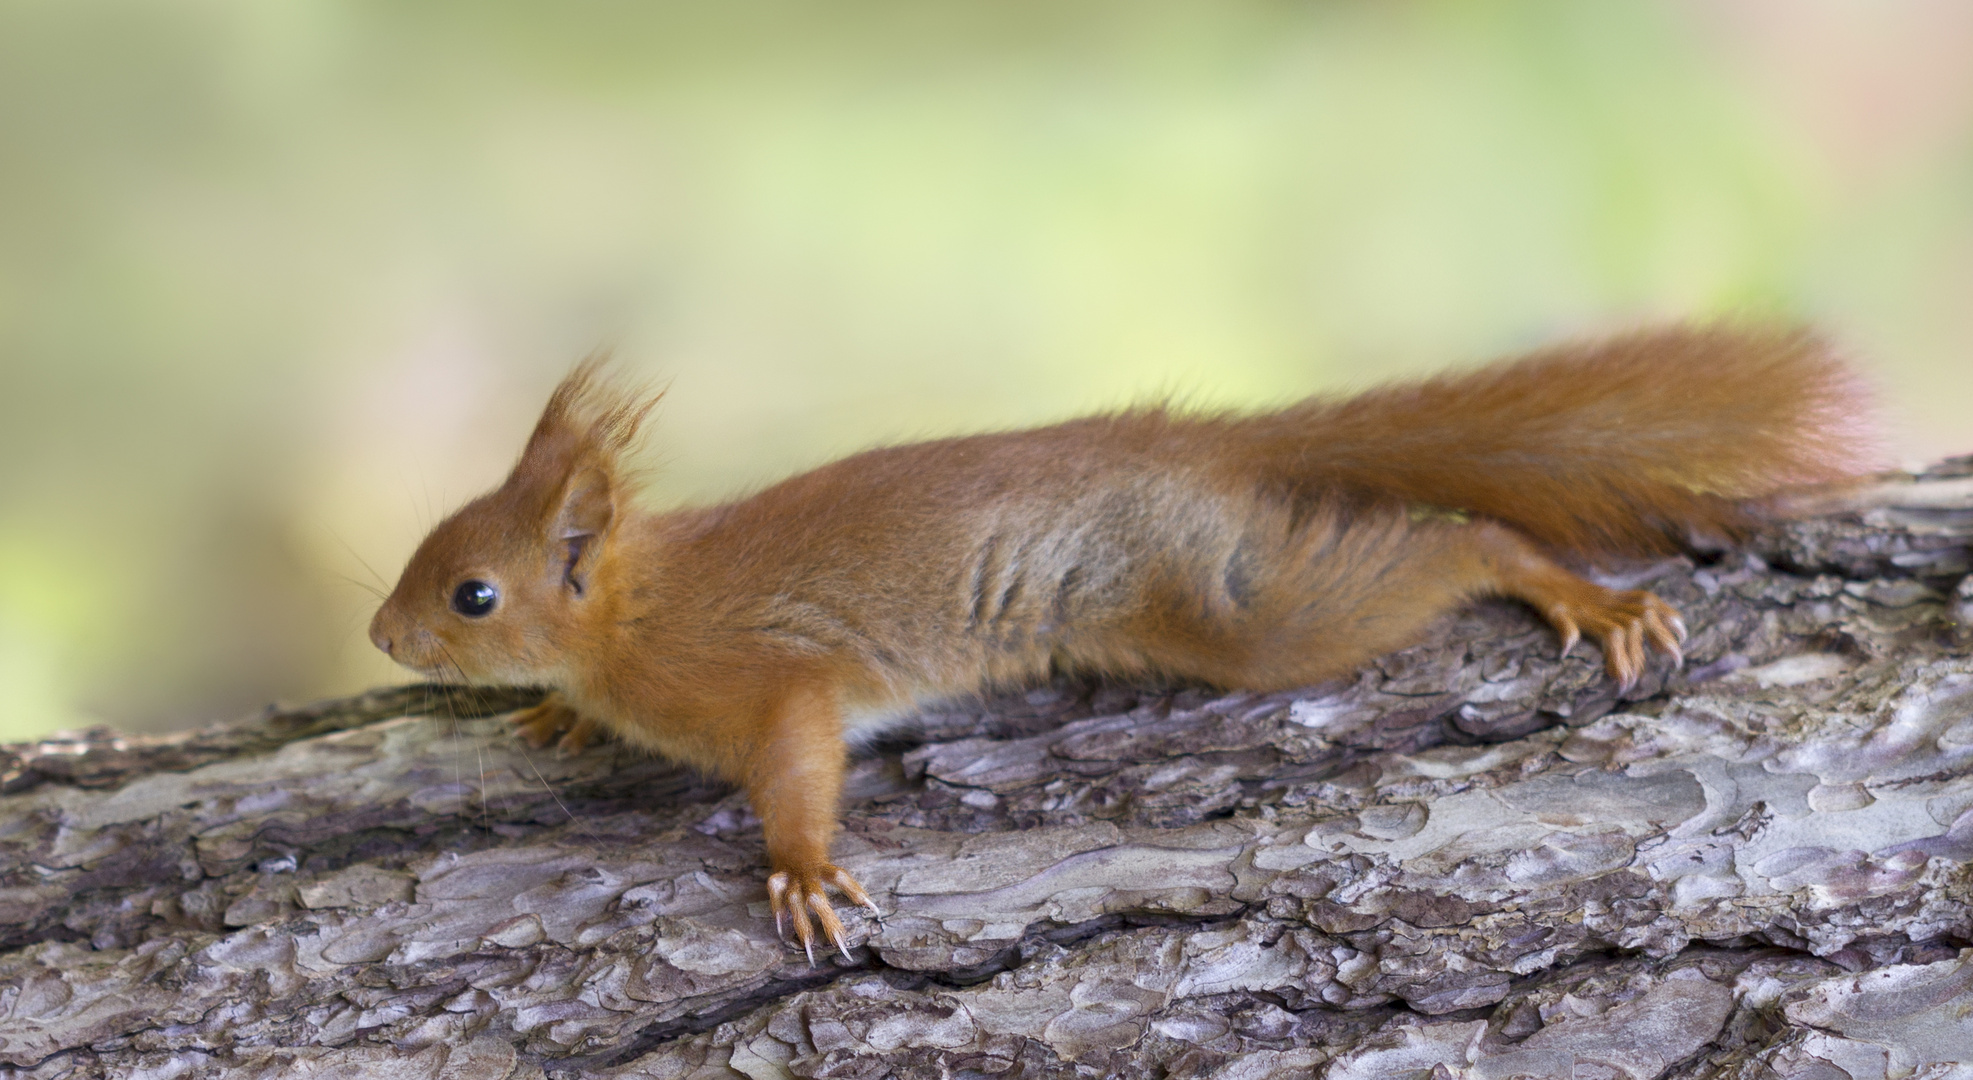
[368,357,658,686]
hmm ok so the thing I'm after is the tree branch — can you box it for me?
[3,460,1970,1079]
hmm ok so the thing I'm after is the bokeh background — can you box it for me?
[2,0,1970,740]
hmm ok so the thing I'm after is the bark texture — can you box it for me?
[3,462,1972,1079]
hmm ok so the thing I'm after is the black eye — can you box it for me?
[451,580,498,617]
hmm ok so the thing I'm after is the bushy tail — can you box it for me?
[1250,325,1878,557]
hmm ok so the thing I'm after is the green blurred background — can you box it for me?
[2,0,1969,739]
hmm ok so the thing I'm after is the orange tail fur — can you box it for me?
[1246,324,1877,557]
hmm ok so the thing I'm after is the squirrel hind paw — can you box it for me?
[1543,587,1686,690]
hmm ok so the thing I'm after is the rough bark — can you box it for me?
[3,461,1972,1080]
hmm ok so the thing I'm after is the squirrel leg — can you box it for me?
[507,694,601,753]
[745,685,878,964]
[1469,523,1687,690]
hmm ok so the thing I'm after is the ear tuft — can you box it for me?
[521,351,664,472]
[505,352,664,591]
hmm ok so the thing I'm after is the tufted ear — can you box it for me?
[503,353,661,597]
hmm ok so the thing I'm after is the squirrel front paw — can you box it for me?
[508,698,601,753]
[767,863,879,965]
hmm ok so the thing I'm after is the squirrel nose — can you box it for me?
[369,624,393,657]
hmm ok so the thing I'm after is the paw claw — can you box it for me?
[767,872,792,943]
[765,863,874,964]
[1546,607,1580,658]
[1540,586,1687,692]
[556,717,600,754]
[825,866,881,916]
[509,699,599,752]
[1603,625,1629,684]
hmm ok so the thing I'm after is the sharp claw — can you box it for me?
[1548,608,1580,659]
[806,893,845,960]
[767,874,790,940]
[787,903,815,965]
[1671,614,1688,643]
[1642,609,1684,669]
[827,867,879,915]
[769,866,880,964]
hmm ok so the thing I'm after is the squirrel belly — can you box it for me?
[368,323,1874,962]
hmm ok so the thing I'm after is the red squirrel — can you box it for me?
[368,325,1872,960]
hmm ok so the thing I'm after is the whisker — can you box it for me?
[515,741,604,846]
[428,643,596,846]
[326,529,394,592]
[331,571,388,602]
[435,645,493,834]
[396,465,428,533]
[422,473,442,537]
[424,681,470,832]
[449,711,468,828]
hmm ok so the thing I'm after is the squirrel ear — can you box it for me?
[551,467,612,597]
[507,353,659,596]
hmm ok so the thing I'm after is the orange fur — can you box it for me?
[368,323,1875,958]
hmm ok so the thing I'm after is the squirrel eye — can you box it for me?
[451,580,499,618]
